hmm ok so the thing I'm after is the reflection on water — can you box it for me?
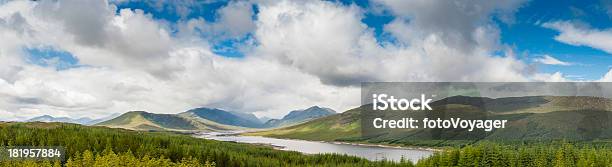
[198,132,433,162]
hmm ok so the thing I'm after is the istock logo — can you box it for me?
[372,94,433,111]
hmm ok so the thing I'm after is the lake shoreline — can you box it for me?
[191,130,442,152]
[322,141,443,152]
[202,131,441,150]
[197,131,436,162]
[237,131,442,152]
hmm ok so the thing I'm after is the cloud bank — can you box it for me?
[0,0,586,120]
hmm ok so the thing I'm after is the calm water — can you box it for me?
[198,132,434,162]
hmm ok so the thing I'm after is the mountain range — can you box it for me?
[27,113,120,125]
[96,106,336,131]
[96,111,241,131]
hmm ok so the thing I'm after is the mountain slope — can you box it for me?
[179,108,264,128]
[96,111,240,131]
[248,107,359,141]
[263,106,336,128]
[246,96,612,145]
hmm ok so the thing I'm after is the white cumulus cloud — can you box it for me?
[542,21,612,54]
[534,55,572,66]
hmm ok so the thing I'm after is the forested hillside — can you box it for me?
[416,141,612,166]
[0,122,410,167]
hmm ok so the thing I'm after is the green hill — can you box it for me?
[247,107,360,141]
[96,111,240,132]
[246,96,612,146]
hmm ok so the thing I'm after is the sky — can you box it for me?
[0,0,611,120]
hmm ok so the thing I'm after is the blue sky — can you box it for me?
[25,47,79,70]
[109,0,612,80]
[28,0,612,80]
[498,0,612,80]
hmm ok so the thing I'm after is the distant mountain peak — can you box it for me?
[282,106,336,120]
[265,106,336,128]
[34,115,54,119]
[307,105,322,109]
[126,111,148,114]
